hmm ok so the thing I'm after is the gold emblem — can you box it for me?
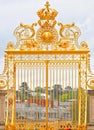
[13,1,83,51]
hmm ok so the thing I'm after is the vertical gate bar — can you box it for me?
[73,62,75,121]
[29,63,32,120]
[49,63,51,120]
[25,63,27,120]
[52,63,54,119]
[46,61,48,130]
[68,63,70,121]
[41,63,43,119]
[23,63,25,120]
[33,63,35,123]
[18,65,19,124]
[39,63,42,120]
[16,65,17,129]
[61,63,62,119]
[13,64,16,127]
[41,64,43,120]
[74,62,76,121]
[72,62,73,121]
[59,63,61,120]
[67,63,69,121]
[50,63,53,120]
[56,63,58,120]
[65,63,67,120]
[38,63,42,120]
[18,64,20,122]
[11,65,16,126]
[51,63,53,120]
[20,63,22,121]
[30,63,32,121]
[36,62,38,120]
[85,58,87,127]
[75,62,77,121]
[42,60,44,122]
[85,55,88,126]
[78,63,81,126]
[62,63,64,120]
[26,64,27,121]
[27,63,28,120]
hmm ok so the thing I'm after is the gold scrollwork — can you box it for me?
[12,1,82,51]
[58,22,75,37]
[0,78,7,89]
[20,23,37,39]
[87,78,94,89]
[14,23,37,41]
[58,22,81,42]
[80,41,89,49]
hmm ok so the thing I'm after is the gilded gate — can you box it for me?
[0,2,94,130]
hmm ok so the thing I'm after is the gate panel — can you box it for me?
[15,61,79,130]
[48,61,79,122]
[16,62,46,119]
[15,62,46,129]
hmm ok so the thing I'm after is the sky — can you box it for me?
[0,0,94,73]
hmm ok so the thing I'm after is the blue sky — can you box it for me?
[0,0,94,73]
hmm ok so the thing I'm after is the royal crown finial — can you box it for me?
[37,1,58,20]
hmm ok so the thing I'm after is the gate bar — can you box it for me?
[46,61,48,130]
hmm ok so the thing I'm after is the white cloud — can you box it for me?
[0,56,4,74]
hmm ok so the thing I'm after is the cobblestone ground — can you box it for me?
[0,122,5,130]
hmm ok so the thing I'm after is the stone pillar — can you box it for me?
[87,90,94,130]
[89,96,94,123]
[88,90,94,123]
[0,90,6,123]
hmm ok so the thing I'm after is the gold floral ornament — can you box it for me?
[8,98,13,106]
[6,42,14,50]
[87,78,94,89]
[20,39,41,50]
[0,78,7,89]
[55,38,76,51]
[55,39,70,50]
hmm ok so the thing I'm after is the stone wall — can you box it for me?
[87,90,94,130]
[0,90,6,123]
